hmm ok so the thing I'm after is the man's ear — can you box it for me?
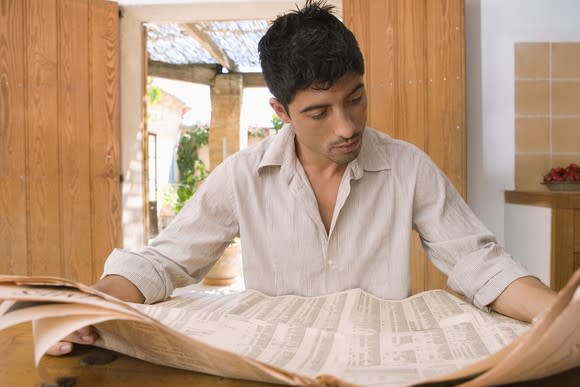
[269,98,291,123]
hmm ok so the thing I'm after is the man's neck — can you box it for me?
[295,142,347,179]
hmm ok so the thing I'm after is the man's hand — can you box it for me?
[491,276,557,323]
[46,326,98,356]
[46,274,145,356]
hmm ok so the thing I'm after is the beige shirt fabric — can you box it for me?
[103,126,529,309]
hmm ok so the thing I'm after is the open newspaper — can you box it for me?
[0,269,578,387]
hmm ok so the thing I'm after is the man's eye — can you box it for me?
[311,111,327,120]
[350,95,362,104]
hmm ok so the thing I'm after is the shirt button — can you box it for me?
[327,259,333,265]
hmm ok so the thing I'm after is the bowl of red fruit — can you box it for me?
[542,163,580,191]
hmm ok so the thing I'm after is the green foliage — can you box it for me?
[147,78,162,105]
[164,124,210,213]
[176,124,209,178]
[164,159,208,213]
[271,113,284,133]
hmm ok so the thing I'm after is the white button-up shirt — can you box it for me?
[103,126,529,309]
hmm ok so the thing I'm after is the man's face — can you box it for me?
[270,72,368,166]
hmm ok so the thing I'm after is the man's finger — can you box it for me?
[67,326,98,345]
[46,341,74,356]
[45,326,98,356]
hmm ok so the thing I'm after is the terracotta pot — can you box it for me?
[203,241,242,286]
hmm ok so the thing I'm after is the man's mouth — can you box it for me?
[333,136,362,153]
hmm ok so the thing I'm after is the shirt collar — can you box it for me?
[257,125,391,179]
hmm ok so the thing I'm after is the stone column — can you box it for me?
[209,74,242,170]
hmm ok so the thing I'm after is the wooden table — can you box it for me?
[0,323,277,387]
[2,323,579,387]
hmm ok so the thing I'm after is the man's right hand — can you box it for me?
[46,274,145,356]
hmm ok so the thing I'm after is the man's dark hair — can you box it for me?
[258,0,364,109]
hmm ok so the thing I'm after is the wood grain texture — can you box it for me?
[575,209,580,253]
[59,0,92,284]
[551,208,575,290]
[369,0,396,136]
[395,0,426,148]
[0,0,120,283]
[425,0,466,291]
[426,0,466,195]
[344,0,466,293]
[27,0,61,277]
[90,0,121,281]
[0,0,28,275]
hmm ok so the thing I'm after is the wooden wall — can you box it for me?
[343,0,466,293]
[0,0,120,284]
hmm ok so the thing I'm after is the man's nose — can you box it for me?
[333,109,357,139]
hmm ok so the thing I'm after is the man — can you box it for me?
[49,0,555,356]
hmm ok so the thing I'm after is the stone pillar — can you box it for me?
[209,74,242,170]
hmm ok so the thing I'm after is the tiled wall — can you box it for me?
[514,42,580,190]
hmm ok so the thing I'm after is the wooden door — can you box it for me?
[0,0,120,284]
[343,0,466,293]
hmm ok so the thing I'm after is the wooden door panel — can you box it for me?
[27,0,61,277]
[90,0,121,279]
[344,0,466,293]
[0,0,120,284]
[0,0,28,275]
[59,0,92,284]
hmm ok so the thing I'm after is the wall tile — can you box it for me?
[513,42,580,191]
[515,80,550,115]
[515,117,550,152]
[552,81,580,115]
[552,118,580,152]
[515,43,549,79]
[552,154,580,169]
[515,153,551,190]
[552,43,580,79]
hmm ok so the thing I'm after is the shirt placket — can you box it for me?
[324,167,355,291]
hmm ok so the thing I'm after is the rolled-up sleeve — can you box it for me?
[411,151,530,310]
[102,160,239,304]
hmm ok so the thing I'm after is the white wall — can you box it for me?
[504,204,551,284]
[466,0,580,247]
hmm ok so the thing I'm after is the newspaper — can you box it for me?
[0,270,579,387]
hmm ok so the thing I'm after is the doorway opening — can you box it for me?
[143,21,276,240]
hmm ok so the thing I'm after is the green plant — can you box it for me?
[271,113,284,133]
[148,83,161,105]
[164,159,208,213]
[164,124,210,213]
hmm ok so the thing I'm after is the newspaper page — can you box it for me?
[131,287,528,386]
[1,273,579,386]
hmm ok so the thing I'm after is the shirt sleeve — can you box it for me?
[411,150,531,311]
[102,159,239,304]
